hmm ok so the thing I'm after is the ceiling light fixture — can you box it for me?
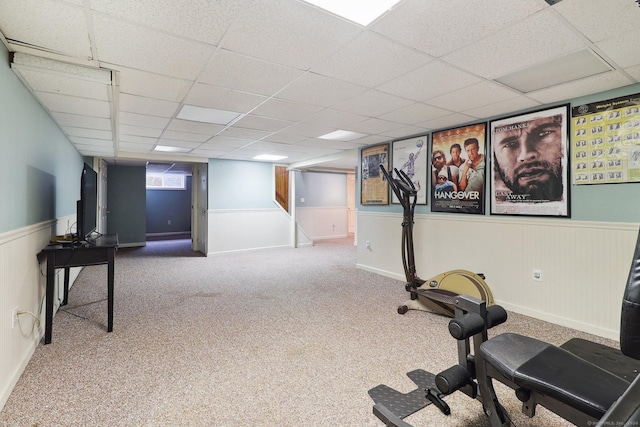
[154,145,192,153]
[318,130,367,141]
[177,105,242,125]
[253,154,288,161]
[302,0,402,26]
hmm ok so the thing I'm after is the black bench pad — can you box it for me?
[481,333,630,419]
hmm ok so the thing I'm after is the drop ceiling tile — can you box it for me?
[37,92,110,117]
[302,109,368,128]
[378,61,482,102]
[92,14,215,80]
[596,30,640,69]
[166,119,225,135]
[90,0,250,45]
[378,103,451,125]
[69,137,114,147]
[284,122,336,138]
[119,134,158,145]
[119,141,155,153]
[250,99,324,122]
[371,0,544,57]
[160,130,212,143]
[74,145,115,156]
[0,0,91,58]
[554,0,639,43]
[262,133,306,145]
[155,139,201,149]
[63,127,112,140]
[442,10,586,79]
[199,49,304,96]
[416,113,478,132]
[463,96,541,120]
[311,31,433,87]
[346,117,403,134]
[114,66,192,102]
[184,83,267,112]
[333,90,414,117]
[381,125,430,139]
[221,0,361,69]
[15,69,110,100]
[626,64,640,81]
[201,137,252,149]
[426,81,520,112]
[527,71,635,105]
[233,115,293,133]
[119,112,170,129]
[220,127,271,141]
[119,94,179,118]
[119,124,163,138]
[51,112,112,130]
[275,73,367,108]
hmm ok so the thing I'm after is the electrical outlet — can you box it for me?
[167,220,171,225]
[11,306,18,329]
[533,269,542,282]
[365,240,370,249]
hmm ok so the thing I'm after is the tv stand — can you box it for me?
[39,234,119,344]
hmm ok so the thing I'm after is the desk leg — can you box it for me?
[45,253,55,345]
[62,266,70,306]
[107,248,114,333]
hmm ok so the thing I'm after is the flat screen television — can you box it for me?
[76,163,98,243]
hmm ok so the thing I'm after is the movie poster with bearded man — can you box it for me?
[490,105,570,217]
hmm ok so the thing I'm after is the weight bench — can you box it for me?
[369,227,640,426]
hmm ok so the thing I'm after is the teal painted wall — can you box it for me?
[359,83,640,223]
[208,159,275,209]
[295,171,347,208]
[0,43,82,234]
[107,165,146,244]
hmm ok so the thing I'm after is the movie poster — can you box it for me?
[360,143,389,205]
[391,136,427,205]
[571,92,640,185]
[431,123,486,214]
[490,105,570,217]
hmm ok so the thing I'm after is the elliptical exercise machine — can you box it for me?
[379,165,494,317]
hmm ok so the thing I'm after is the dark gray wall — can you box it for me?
[146,176,192,234]
[107,165,146,245]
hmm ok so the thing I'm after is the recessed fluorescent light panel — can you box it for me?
[495,49,612,93]
[318,130,367,141]
[177,105,241,125]
[154,145,192,153]
[303,0,402,26]
[253,154,288,161]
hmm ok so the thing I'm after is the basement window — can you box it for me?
[146,173,186,190]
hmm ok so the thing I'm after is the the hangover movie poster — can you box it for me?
[431,122,486,214]
[490,105,570,217]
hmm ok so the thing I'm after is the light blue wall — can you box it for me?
[208,159,275,209]
[359,83,640,223]
[295,171,347,207]
[0,44,82,233]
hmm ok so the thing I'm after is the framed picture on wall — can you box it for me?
[431,122,487,214]
[489,104,570,217]
[391,135,428,205]
[361,143,390,205]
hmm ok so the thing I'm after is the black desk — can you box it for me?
[39,234,118,344]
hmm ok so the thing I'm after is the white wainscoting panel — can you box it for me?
[357,211,639,340]
[0,214,78,410]
[296,206,348,240]
[207,208,311,255]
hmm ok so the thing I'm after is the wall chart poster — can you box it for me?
[391,135,427,205]
[361,143,390,205]
[490,104,570,217]
[431,122,486,214]
[571,92,640,185]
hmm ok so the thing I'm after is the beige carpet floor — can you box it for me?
[0,237,618,426]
